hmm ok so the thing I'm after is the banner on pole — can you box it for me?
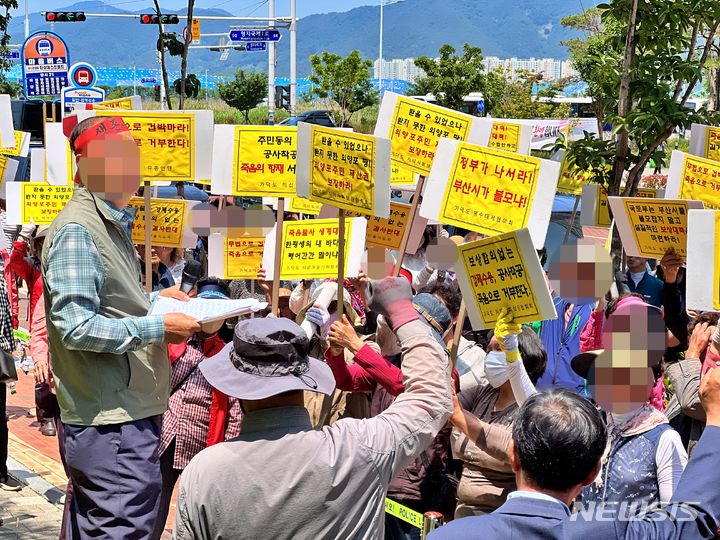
[211,125,297,197]
[207,234,265,280]
[420,140,559,248]
[455,228,556,330]
[261,217,367,280]
[608,197,703,258]
[296,123,391,218]
[6,183,74,225]
[127,197,197,248]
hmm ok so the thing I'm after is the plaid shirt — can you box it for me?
[160,336,242,469]
[43,199,164,354]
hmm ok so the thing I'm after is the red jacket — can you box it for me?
[168,336,235,447]
[8,240,42,325]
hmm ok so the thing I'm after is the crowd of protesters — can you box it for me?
[0,114,715,540]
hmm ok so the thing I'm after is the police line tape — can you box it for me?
[384,497,424,529]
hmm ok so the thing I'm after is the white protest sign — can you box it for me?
[419,139,560,248]
[0,95,13,149]
[689,123,720,162]
[686,209,720,312]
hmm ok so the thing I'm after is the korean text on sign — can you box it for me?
[287,197,322,215]
[21,184,74,225]
[279,219,353,280]
[439,143,540,236]
[390,165,415,186]
[457,230,541,326]
[557,158,592,196]
[95,112,195,182]
[309,126,376,215]
[489,122,521,153]
[387,96,471,175]
[622,199,692,258]
[232,126,297,196]
[128,198,187,247]
[224,237,265,279]
[365,202,411,251]
[679,154,720,209]
[706,127,720,163]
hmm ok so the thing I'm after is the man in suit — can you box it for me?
[431,370,720,539]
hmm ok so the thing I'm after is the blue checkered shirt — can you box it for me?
[44,199,165,354]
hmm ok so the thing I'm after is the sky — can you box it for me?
[10,0,377,19]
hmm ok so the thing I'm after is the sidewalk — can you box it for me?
[0,468,62,539]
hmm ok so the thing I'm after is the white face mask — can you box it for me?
[484,351,510,388]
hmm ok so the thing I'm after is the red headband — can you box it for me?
[70,117,131,156]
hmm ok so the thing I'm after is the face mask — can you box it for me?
[485,351,510,388]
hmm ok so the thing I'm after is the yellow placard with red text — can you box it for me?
[128,197,188,247]
[439,144,541,235]
[92,96,141,110]
[620,198,693,258]
[278,219,353,279]
[287,196,322,215]
[387,96,472,175]
[706,127,720,163]
[455,228,556,329]
[231,126,296,196]
[557,158,593,195]
[489,122,521,153]
[224,237,265,279]
[365,202,412,250]
[309,125,375,215]
[20,184,74,224]
[678,154,720,209]
[94,111,195,182]
[390,164,415,186]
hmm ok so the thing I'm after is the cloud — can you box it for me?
[538,22,553,39]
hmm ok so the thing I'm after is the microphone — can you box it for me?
[180,260,203,294]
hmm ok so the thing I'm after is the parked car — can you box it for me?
[278,110,336,127]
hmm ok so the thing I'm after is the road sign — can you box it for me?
[245,42,267,52]
[141,77,157,83]
[191,18,200,44]
[21,32,70,98]
[229,29,280,42]
[63,62,104,114]
[0,51,20,61]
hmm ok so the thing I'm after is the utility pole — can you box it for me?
[290,0,296,119]
[25,0,30,39]
[378,0,383,94]
[267,0,276,125]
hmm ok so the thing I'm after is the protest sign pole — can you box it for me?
[337,209,346,321]
[144,181,153,293]
[448,300,466,372]
[393,175,426,277]
[563,194,581,244]
[271,198,285,316]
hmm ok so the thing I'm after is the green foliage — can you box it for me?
[560,0,720,196]
[414,44,485,111]
[158,32,184,57]
[404,77,434,97]
[174,74,200,99]
[484,69,571,119]
[0,0,18,91]
[217,69,268,124]
[308,50,377,127]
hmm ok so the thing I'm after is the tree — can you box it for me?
[217,69,268,124]
[0,0,19,97]
[413,43,485,111]
[404,77,434,97]
[484,69,571,119]
[308,50,377,126]
[174,74,200,99]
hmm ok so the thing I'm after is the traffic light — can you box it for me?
[45,11,86,22]
[153,85,161,102]
[140,13,180,25]
[275,85,290,111]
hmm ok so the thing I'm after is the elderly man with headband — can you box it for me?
[41,116,201,537]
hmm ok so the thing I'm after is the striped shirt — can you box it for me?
[43,199,165,354]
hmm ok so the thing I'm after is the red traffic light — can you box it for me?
[45,11,85,22]
[140,14,155,24]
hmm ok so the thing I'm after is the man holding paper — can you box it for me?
[41,116,201,538]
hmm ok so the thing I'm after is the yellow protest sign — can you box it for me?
[308,125,376,215]
[92,96,140,110]
[94,111,195,182]
[128,197,188,247]
[595,186,611,227]
[715,213,720,310]
[20,184,74,225]
[390,164,415,186]
[0,156,8,182]
[287,196,322,215]
[278,219,353,279]
[620,199,694,258]
[365,202,412,250]
[557,158,592,196]
[489,122,521,153]
[438,143,541,235]
[0,132,24,157]
[225,237,265,279]
[231,126,296,196]
[706,127,720,163]
[677,154,720,209]
[387,96,472,175]
[455,228,555,329]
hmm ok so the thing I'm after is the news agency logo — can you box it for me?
[569,501,700,522]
